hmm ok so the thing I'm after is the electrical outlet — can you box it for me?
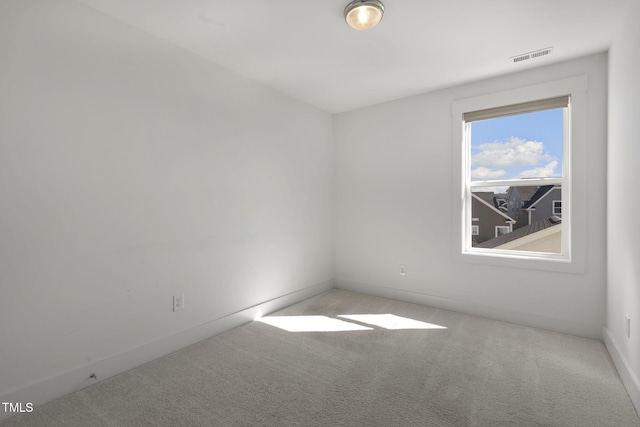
[400,264,406,276]
[625,315,630,338]
[173,294,184,312]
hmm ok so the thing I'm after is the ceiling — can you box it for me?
[74,0,628,113]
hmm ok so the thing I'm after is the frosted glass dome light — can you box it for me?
[344,0,384,31]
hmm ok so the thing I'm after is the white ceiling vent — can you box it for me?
[510,47,553,64]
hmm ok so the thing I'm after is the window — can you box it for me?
[471,225,479,235]
[465,97,567,256]
[496,226,510,237]
[452,76,588,272]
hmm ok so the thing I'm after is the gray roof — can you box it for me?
[475,216,562,249]
[506,185,540,201]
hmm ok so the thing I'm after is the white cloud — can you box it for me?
[471,167,506,180]
[518,160,559,178]
[472,137,552,168]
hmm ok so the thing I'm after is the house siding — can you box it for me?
[529,188,562,224]
[471,196,513,245]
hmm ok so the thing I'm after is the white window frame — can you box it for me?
[553,200,562,215]
[451,76,588,273]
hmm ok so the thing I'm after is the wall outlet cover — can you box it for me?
[173,295,185,312]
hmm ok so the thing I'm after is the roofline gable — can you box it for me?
[472,193,516,222]
[525,185,560,210]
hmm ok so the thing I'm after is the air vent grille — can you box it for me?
[510,47,553,64]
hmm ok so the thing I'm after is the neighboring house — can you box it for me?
[494,194,508,213]
[475,191,508,213]
[522,185,562,227]
[471,193,516,246]
[505,186,540,227]
[475,216,562,253]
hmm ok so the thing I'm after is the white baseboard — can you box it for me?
[603,327,640,416]
[335,280,602,339]
[0,280,333,421]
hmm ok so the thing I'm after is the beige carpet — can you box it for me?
[3,290,639,426]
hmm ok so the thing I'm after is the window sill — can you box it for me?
[455,249,585,274]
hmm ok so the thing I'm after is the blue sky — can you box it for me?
[470,108,563,181]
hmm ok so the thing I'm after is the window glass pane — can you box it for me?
[496,226,510,237]
[471,184,562,254]
[470,108,564,181]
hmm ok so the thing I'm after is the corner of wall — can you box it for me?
[604,327,640,416]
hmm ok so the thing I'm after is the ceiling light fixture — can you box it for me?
[344,0,385,31]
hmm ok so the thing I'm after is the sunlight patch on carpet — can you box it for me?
[339,314,447,330]
[257,315,373,332]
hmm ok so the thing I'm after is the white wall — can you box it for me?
[605,0,640,412]
[0,0,333,408]
[334,54,607,339]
